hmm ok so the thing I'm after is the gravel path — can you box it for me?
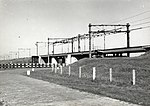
[0,69,140,106]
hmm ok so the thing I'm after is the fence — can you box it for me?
[0,63,53,69]
[47,65,139,86]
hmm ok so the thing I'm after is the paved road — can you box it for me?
[0,69,140,106]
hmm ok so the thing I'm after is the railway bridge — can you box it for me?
[32,23,150,65]
[32,45,150,65]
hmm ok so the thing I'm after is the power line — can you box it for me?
[132,21,150,27]
[142,25,150,29]
[112,10,150,23]
[130,25,150,31]
[129,16,150,24]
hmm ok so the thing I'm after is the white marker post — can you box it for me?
[62,63,65,67]
[79,67,81,78]
[52,64,54,72]
[60,66,63,75]
[109,68,112,82]
[27,70,30,76]
[32,68,34,72]
[132,69,136,85]
[69,66,71,76]
[93,67,96,81]
[54,66,57,73]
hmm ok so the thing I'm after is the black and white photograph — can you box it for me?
[0,0,150,106]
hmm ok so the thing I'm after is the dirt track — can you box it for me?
[0,69,140,106]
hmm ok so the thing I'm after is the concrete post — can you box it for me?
[32,68,34,72]
[79,67,81,78]
[69,66,71,76]
[27,70,30,76]
[132,69,135,85]
[60,66,62,75]
[110,68,112,82]
[93,67,96,80]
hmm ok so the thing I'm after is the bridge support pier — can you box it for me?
[51,58,57,65]
[39,56,46,64]
[66,54,71,65]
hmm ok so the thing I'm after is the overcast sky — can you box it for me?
[0,0,150,58]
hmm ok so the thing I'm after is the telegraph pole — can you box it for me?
[48,37,70,54]
[18,48,31,58]
[28,48,31,57]
[104,35,106,50]
[88,23,129,57]
[78,34,81,52]
[89,23,92,58]
[71,38,74,53]
[35,42,38,56]
[52,43,54,54]
[48,38,50,63]
[17,51,19,58]
[35,41,48,56]
[126,23,130,57]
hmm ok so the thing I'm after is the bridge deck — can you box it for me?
[98,45,150,54]
[40,45,150,57]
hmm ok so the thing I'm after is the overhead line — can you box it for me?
[132,21,150,26]
[112,10,150,23]
[129,16,150,24]
[142,25,150,29]
[130,25,150,31]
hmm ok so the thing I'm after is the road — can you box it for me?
[0,69,140,106]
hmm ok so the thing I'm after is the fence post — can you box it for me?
[132,69,135,85]
[79,67,81,78]
[62,63,65,67]
[52,64,54,72]
[93,67,96,80]
[54,65,57,73]
[68,66,71,76]
[60,66,63,75]
[109,68,112,82]
[32,68,34,72]
[27,70,30,76]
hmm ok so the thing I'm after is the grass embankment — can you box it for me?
[0,57,32,64]
[29,52,150,106]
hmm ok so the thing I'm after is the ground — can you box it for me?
[0,69,140,106]
[0,52,150,106]
[28,55,150,106]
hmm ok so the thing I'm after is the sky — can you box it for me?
[0,0,150,59]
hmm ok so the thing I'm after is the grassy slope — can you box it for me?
[29,52,150,106]
[0,57,32,64]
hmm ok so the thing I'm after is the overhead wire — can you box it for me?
[129,16,150,24]
[89,10,150,38]
[112,10,150,23]
[49,10,150,53]
[130,25,150,31]
[132,21,150,27]
[111,10,150,33]
[142,25,150,29]
[110,10,150,32]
